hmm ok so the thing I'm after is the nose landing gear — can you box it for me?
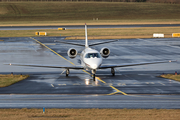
[92,69,96,81]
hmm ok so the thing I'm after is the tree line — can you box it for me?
[147,0,180,4]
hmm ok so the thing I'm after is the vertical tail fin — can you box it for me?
[85,23,89,48]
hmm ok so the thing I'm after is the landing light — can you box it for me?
[95,80,98,85]
[85,79,90,85]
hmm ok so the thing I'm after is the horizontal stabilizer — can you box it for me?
[54,40,85,47]
[55,39,118,47]
[89,39,118,46]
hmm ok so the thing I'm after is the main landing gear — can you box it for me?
[111,68,115,76]
[66,69,69,77]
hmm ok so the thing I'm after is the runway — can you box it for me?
[0,37,180,108]
[0,24,180,30]
[0,95,180,109]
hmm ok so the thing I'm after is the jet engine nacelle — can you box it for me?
[100,47,110,58]
[67,48,78,59]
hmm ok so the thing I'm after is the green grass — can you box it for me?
[0,26,180,39]
[160,74,180,82]
[0,2,180,23]
[0,74,29,87]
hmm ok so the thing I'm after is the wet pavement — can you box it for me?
[0,37,180,108]
[0,95,180,109]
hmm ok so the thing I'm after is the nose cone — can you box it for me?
[90,59,102,69]
[91,64,98,69]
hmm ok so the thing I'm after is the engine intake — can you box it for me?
[67,48,78,59]
[100,47,110,58]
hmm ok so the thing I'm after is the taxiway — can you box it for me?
[0,37,180,108]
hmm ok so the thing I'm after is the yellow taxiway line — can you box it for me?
[30,37,127,95]
[96,77,128,95]
[30,37,75,66]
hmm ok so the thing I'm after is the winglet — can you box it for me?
[169,60,177,62]
[85,23,89,48]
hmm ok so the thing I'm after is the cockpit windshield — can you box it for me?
[85,53,101,58]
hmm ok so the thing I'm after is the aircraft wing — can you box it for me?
[4,63,84,69]
[99,60,176,69]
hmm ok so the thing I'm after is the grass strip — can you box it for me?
[0,27,180,39]
[1,2,180,22]
[0,2,180,26]
[1,19,180,27]
[160,74,180,82]
[0,108,180,120]
[0,74,29,87]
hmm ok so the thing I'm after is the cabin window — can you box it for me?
[85,53,101,58]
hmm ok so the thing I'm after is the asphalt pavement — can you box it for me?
[0,37,180,108]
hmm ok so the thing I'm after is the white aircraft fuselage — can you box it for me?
[80,47,102,71]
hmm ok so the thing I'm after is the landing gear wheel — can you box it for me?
[111,68,115,76]
[66,69,69,77]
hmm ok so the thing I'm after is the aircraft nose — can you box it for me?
[91,64,98,69]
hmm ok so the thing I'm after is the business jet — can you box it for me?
[6,24,176,81]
